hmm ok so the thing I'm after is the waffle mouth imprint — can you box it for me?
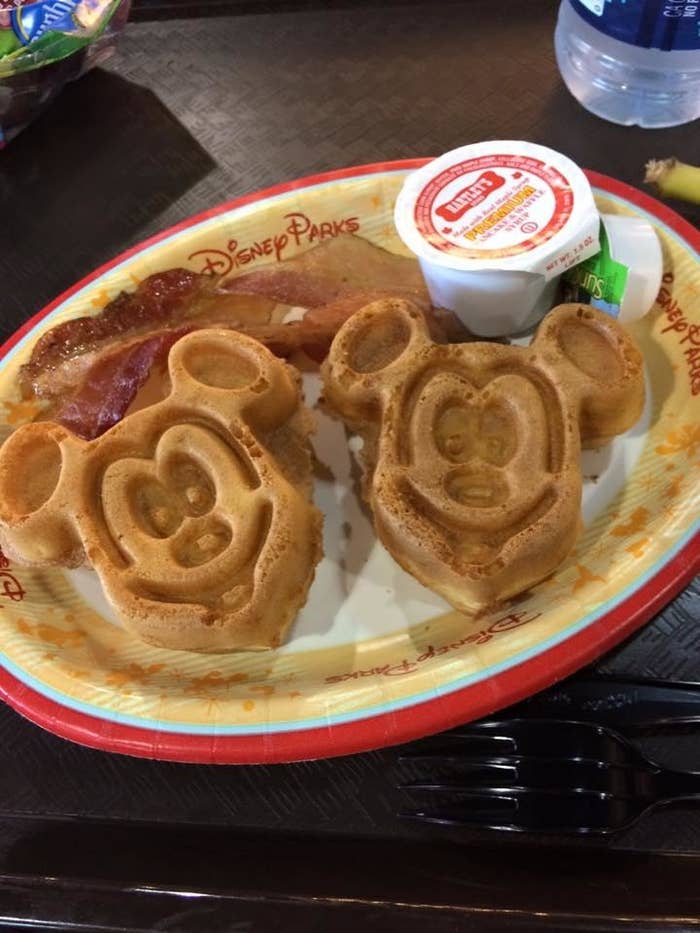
[321,299,645,613]
[0,329,323,652]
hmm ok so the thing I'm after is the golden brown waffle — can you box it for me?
[0,330,322,651]
[322,300,645,613]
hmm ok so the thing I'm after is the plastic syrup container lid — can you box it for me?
[394,141,601,279]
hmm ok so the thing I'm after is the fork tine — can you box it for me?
[399,733,517,761]
[405,718,638,767]
[399,759,519,792]
[400,789,627,834]
[401,793,521,831]
[399,754,640,795]
[400,721,562,761]
[450,719,610,760]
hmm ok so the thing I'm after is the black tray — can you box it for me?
[1,2,699,928]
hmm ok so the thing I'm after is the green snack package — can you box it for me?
[0,0,120,76]
[0,29,21,58]
[561,219,629,318]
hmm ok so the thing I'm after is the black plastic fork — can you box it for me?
[399,718,700,834]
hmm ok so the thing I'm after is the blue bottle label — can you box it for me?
[10,0,109,46]
[570,0,700,50]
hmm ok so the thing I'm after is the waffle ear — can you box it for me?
[532,304,645,447]
[167,329,301,431]
[322,299,430,415]
[0,423,84,565]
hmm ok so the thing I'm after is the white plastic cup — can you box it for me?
[394,141,600,337]
[417,263,560,337]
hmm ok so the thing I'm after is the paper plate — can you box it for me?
[0,161,698,763]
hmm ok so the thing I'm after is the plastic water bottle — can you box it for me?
[554,0,700,128]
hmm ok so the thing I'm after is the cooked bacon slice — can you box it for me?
[20,272,285,401]
[48,319,328,439]
[23,237,430,400]
[21,235,470,439]
[21,270,207,397]
[54,329,191,440]
[222,234,428,309]
[48,300,468,440]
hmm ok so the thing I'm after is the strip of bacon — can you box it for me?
[21,270,208,398]
[20,235,471,439]
[221,234,428,307]
[22,236,430,398]
[21,278,284,399]
[54,329,192,440]
[47,299,469,440]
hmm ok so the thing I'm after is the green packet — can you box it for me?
[561,218,629,318]
[0,0,119,75]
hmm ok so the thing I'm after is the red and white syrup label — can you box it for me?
[414,154,575,260]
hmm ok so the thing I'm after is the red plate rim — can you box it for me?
[0,159,698,764]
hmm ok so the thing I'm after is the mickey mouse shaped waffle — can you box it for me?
[322,300,645,612]
[0,330,322,651]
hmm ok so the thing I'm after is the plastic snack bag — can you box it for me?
[0,0,130,145]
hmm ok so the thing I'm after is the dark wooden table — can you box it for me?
[1,1,699,929]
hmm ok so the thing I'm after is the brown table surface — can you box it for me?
[1,1,699,929]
